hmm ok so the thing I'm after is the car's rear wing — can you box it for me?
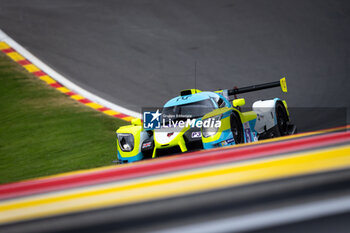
[227,77,287,96]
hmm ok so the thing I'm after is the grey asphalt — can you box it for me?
[0,0,349,130]
[1,1,350,232]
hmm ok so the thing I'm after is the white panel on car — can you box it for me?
[252,100,276,133]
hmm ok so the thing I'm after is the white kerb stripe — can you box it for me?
[0,29,141,118]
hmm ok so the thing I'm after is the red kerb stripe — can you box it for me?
[113,113,128,118]
[50,83,63,88]
[65,92,76,96]
[0,130,348,200]
[33,71,46,77]
[79,99,92,104]
[97,107,111,112]
[1,48,15,53]
[17,60,32,65]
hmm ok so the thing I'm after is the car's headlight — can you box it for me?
[202,114,222,138]
[117,133,134,152]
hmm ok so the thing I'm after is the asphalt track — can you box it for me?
[1,1,350,232]
[0,0,349,131]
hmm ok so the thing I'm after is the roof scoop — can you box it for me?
[180,89,201,96]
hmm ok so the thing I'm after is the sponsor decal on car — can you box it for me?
[142,141,152,149]
[191,131,201,138]
[220,137,235,146]
[244,122,252,143]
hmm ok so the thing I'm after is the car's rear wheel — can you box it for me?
[275,102,289,136]
[230,112,244,144]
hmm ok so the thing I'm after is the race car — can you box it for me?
[116,78,296,163]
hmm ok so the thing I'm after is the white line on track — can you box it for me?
[0,29,141,118]
[154,194,350,233]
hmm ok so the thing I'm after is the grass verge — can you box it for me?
[0,53,128,184]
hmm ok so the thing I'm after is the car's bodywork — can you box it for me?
[116,78,296,163]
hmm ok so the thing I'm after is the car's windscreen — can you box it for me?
[162,99,215,122]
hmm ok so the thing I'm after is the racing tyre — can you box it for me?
[275,102,289,136]
[230,112,244,144]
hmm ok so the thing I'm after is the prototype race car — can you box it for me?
[116,78,296,163]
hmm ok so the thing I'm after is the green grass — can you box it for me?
[0,53,129,184]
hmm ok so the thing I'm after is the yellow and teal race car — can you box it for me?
[116,78,296,163]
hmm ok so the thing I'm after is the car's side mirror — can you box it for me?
[132,118,142,126]
[232,98,245,107]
